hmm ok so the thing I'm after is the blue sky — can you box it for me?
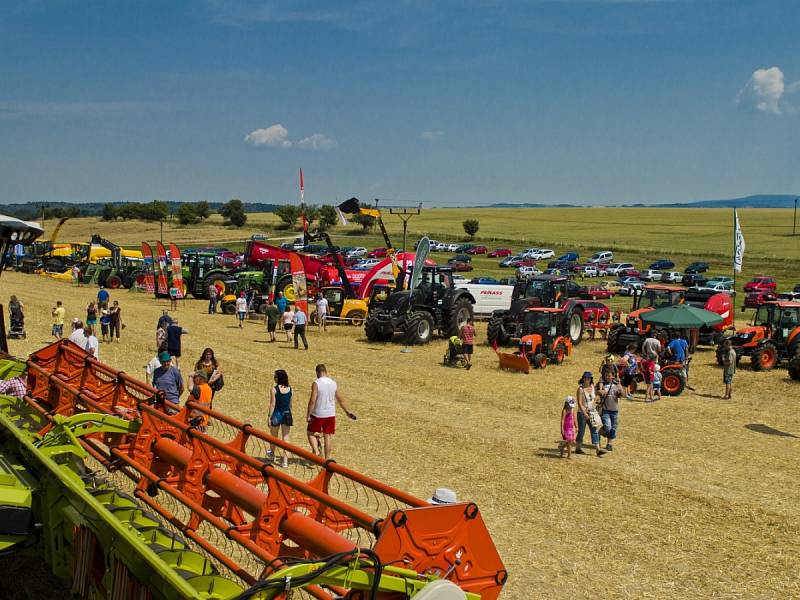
[1,1,798,207]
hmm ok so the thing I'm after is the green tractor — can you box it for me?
[181,251,238,299]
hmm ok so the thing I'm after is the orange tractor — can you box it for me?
[497,307,573,373]
[719,300,800,373]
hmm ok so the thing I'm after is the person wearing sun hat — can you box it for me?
[427,487,458,505]
[575,371,606,457]
[151,351,183,405]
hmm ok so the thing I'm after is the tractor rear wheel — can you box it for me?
[446,298,473,338]
[106,275,123,289]
[788,355,800,381]
[607,325,624,353]
[533,353,548,369]
[552,343,567,365]
[661,368,686,396]
[567,309,584,346]
[365,314,392,342]
[752,342,778,371]
[403,311,434,345]
[487,316,510,347]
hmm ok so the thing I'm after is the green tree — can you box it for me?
[353,213,376,232]
[195,201,210,220]
[176,203,201,225]
[303,204,320,228]
[101,203,117,221]
[318,204,338,232]
[275,204,301,229]
[220,199,247,227]
[141,200,170,222]
[463,219,480,239]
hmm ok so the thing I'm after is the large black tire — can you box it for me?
[403,311,434,345]
[788,355,800,381]
[567,308,584,346]
[276,276,295,302]
[256,303,268,315]
[661,367,686,396]
[365,314,393,342]
[751,342,778,371]
[221,301,236,315]
[446,297,474,338]
[607,325,624,353]
[204,273,229,299]
[45,258,66,273]
[533,353,548,369]
[715,342,725,366]
[106,274,123,289]
[487,315,511,347]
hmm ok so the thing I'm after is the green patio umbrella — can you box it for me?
[640,303,723,328]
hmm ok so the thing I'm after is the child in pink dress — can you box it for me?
[559,396,578,458]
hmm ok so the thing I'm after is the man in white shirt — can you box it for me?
[315,293,329,333]
[68,320,90,349]
[235,292,248,329]
[306,364,356,459]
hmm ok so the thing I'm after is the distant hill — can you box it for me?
[654,194,798,208]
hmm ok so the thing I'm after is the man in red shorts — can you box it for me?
[306,364,356,459]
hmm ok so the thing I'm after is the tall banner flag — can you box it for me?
[289,252,308,315]
[154,241,169,296]
[168,243,184,298]
[409,237,430,293]
[299,168,308,243]
[140,243,156,293]
[734,209,745,273]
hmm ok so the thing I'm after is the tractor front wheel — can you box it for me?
[751,343,778,371]
[221,302,236,315]
[661,368,686,396]
[365,314,393,342]
[487,316,510,347]
[533,353,548,369]
[403,311,434,345]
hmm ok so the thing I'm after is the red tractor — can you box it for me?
[497,307,574,373]
[719,300,800,372]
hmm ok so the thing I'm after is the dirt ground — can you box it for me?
[2,270,799,599]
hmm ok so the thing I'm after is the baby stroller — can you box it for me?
[8,304,25,339]
[442,336,468,369]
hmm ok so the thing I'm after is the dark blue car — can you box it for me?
[559,252,580,262]
[649,258,674,270]
[470,277,499,285]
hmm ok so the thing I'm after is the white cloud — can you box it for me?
[737,67,796,115]
[297,133,337,149]
[244,123,292,147]
[421,130,444,141]
[244,123,336,149]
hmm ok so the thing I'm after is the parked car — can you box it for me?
[699,282,734,294]
[448,254,472,264]
[598,280,624,294]
[501,256,536,268]
[526,248,555,260]
[516,265,542,278]
[744,290,778,309]
[454,244,476,253]
[620,268,640,278]
[576,265,600,278]
[451,261,473,272]
[743,275,777,293]
[605,262,635,276]
[452,275,467,285]
[706,276,733,286]
[346,247,367,257]
[445,243,459,252]
[681,273,708,287]
[558,252,580,262]
[543,268,570,276]
[465,245,488,255]
[640,269,662,282]
[649,259,675,270]
[520,248,540,258]
[548,259,577,270]
[487,248,513,258]
[367,247,388,258]
[579,285,615,300]
[660,271,684,283]
[587,251,614,264]
[618,277,645,295]
[470,277,499,285]
[684,261,709,274]
[777,291,800,301]
[354,258,381,270]
[431,242,449,252]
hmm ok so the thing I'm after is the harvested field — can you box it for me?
[3,269,799,599]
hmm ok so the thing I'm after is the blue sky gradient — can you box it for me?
[1,1,798,206]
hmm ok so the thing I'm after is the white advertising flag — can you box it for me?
[734,209,745,273]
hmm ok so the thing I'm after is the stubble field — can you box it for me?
[3,250,799,599]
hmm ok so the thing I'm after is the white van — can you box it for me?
[460,283,515,316]
[588,251,614,264]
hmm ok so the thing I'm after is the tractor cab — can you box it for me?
[520,308,562,340]
[752,302,800,339]
[515,308,573,368]
[415,267,455,307]
[182,252,219,295]
[627,285,686,329]
[725,301,800,371]
[512,275,571,307]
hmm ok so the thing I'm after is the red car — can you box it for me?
[744,290,777,309]
[619,268,640,278]
[367,248,388,258]
[743,276,777,293]
[465,245,487,255]
[488,248,512,258]
[580,285,615,300]
[451,261,474,272]
[507,257,537,268]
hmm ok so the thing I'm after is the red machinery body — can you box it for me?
[699,292,734,332]
[20,340,507,599]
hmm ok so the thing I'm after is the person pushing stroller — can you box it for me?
[443,335,468,368]
[7,295,25,339]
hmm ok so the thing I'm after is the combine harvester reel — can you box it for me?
[0,341,507,600]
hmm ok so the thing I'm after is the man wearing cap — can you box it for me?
[152,351,183,406]
[166,318,188,367]
[427,487,458,505]
[97,286,110,310]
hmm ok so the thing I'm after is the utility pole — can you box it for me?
[794,197,798,236]
[387,202,423,252]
